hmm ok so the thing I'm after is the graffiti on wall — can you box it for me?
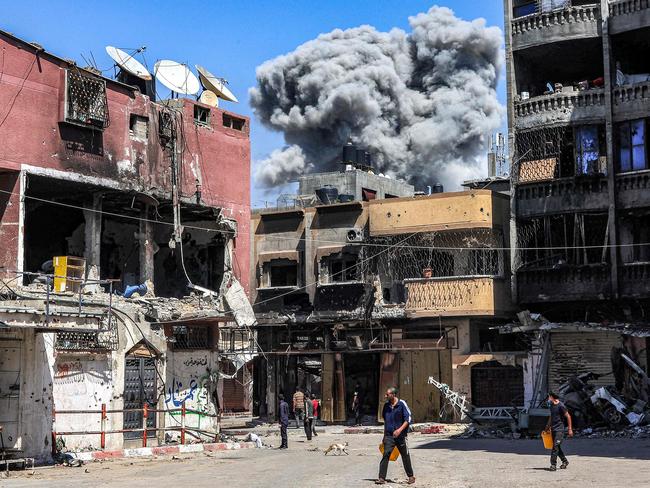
[164,369,219,416]
[54,360,110,396]
[165,378,198,407]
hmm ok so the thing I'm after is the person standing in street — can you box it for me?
[352,391,362,426]
[545,391,573,471]
[377,387,415,485]
[303,394,314,440]
[293,387,305,429]
[279,394,289,449]
[311,393,320,436]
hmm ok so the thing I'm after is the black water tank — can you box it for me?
[356,149,366,165]
[342,141,356,163]
[432,183,444,193]
[364,151,372,167]
[338,194,354,203]
[315,186,339,205]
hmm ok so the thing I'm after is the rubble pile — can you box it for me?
[574,425,650,439]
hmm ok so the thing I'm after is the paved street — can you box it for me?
[4,428,650,487]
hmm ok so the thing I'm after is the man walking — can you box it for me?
[303,393,314,440]
[279,394,289,449]
[377,387,415,485]
[293,387,305,428]
[311,393,319,436]
[545,391,573,471]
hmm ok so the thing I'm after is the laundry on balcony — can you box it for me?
[616,69,650,87]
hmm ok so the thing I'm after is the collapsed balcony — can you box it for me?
[22,175,232,300]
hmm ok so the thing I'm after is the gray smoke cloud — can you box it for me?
[250,6,503,190]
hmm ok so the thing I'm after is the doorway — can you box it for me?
[123,355,157,440]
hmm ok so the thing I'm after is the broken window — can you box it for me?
[266,259,298,287]
[55,330,118,351]
[619,212,650,263]
[326,254,360,283]
[170,325,212,350]
[194,105,211,127]
[65,69,109,129]
[223,113,245,131]
[468,249,499,276]
[517,212,610,268]
[617,119,647,172]
[129,115,149,140]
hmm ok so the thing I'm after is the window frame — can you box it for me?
[618,119,648,172]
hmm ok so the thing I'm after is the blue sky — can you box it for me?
[2,0,506,207]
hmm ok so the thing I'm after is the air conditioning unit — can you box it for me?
[346,228,364,243]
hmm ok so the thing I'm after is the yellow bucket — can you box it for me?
[379,443,400,461]
[541,430,553,450]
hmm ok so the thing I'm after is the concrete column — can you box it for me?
[83,193,102,272]
[600,0,620,298]
[504,0,519,304]
[303,211,315,302]
[139,204,155,284]
[0,171,22,278]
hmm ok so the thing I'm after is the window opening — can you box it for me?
[171,325,211,349]
[223,113,245,131]
[65,70,109,129]
[618,119,647,172]
[129,115,149,140]
[194,105,211,127]
[268,260,298,287]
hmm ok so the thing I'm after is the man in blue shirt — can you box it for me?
[377,387,415,485]
[279,394,289,449]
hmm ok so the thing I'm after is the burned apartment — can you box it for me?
[0,31,255,462]
[503,0,650,416]
[251,148,520,423]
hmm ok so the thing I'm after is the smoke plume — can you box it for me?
[250,6,503,190]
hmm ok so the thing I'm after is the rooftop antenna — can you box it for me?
[195,64,238,103]
[154,59,200,98]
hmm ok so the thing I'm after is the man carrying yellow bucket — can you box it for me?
[543,391,573,471]
[376,387,415,485]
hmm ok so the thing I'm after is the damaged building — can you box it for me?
[0,30,255,462]
[504,1,650,425]
[251,145,517,423]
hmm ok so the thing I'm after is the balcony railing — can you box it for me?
[620,262,650,298]
[612,81,650,121]
[517,264,611,303]
[516,175,608,218]
[511,5,601,51]
[609,0,650,33]
[514,89,605,130]
[616,169,650,208]
[609,0,650,16]
[404,276,509,317]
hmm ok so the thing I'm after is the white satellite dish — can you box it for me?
[199,90,219,107]
[195,65,238,103]
[154,60,200,96]
[106,46,151,80]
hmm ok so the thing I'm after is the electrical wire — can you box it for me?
[2,186,649,252]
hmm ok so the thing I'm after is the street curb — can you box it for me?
[71,442,256,462]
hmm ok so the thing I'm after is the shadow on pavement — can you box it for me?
[413,438,650,461]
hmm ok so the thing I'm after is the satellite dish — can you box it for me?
[106,46,151,80]
[154,60,200,96]
[195,65,238,103]
[199,90,219,107]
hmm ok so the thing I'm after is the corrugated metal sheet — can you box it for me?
[549,332,621,391]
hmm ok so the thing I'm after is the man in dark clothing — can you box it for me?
[279,394,289,449]
[303,394,314,440]
[377,387,415,485]
[352,391,362,426]
[545,391,573,471]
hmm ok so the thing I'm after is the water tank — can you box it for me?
[342,141,356,163]
[356,149,366,166]
[315,186,339,205]
[432,183,444,194]
[364,151,372,167]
